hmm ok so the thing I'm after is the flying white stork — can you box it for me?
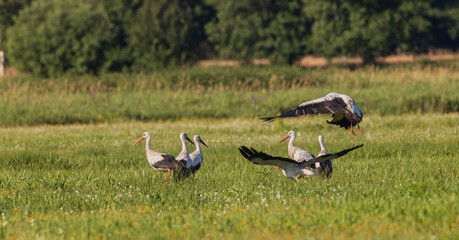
[261,92,364,136]
[133,132,185,184]
[238,143,363,182]
[189,135,208,175]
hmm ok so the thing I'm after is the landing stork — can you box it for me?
[134,132,185,184]
[261,92,364,136]
[238,144,363,182]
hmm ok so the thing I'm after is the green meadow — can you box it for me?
[0,61,458,239]
[1,61,458,126]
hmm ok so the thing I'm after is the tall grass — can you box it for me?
[1,61,458,127]
[0,114,457,239]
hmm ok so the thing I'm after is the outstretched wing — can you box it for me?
[238,146,300,169]
[300,144,364,165]
[261,94,348,122]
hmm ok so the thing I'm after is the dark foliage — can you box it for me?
[1,0,458,76]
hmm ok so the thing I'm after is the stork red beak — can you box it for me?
[186,136,195,146]
[133,137,144,146]
[279,134,289,143]
[199,139,208,148]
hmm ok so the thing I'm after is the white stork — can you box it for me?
[175,132,195,169]
[238,143,363,182]
[133,132,185,184]
[189,135,208,175]
[261,92,364,136]
[314,135,333,177]
[274,130,314,173]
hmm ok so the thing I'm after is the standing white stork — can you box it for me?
[274,130,314,173]
[261,92,364,136]
[175,132,195,168]
[238,143,363,182]
[133,132,185,184]
[189,135,208,175]
[315,135,333,177]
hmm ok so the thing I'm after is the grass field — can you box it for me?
[0,61,458,127]
[0,114,457,239]
[0,61,458,239]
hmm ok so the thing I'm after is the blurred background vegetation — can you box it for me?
[0,0,458,77]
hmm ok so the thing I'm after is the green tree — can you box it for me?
[5,0,115,77]
[303,0,398,63]
[206,0,310,65]
[0,0,34,49]
[99,0,140,72]
[126,0,213,71]
[396,0,459,52]
[303,0,459,64]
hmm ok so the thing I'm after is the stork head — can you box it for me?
[134,132,151,145]
[341,94,363,119]
[194,135,208,148]
[279,131,296,143]
[352,104,363,118]
[180,132,195,146]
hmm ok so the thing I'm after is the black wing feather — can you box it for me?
[316,160,333,177]
[190,163,201,174]
[261,97,347,122]
[326,111,354,129]
[238,146,300,167]
[152,154,185,170]
[306,144,364,164]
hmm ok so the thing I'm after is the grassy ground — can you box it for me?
[0,114,457,239]
[1,61,458,126]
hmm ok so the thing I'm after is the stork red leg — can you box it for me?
[358,123,364,133]
[164,169,171,184]
[274,167,280,172]
[300,115,306,119]
[346,110,357,136]
[350,124,357,136]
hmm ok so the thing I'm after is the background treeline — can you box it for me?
[0,0,458,77]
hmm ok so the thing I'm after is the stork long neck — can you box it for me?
[195,141,201,153]
[145,137,152,152]
[180,137,189,157]
[288,134,296,150]
[318,136,328,155]
[180,137,193,168]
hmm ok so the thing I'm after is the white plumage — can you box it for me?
[189,135,208,175]
[133,132,185,184]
